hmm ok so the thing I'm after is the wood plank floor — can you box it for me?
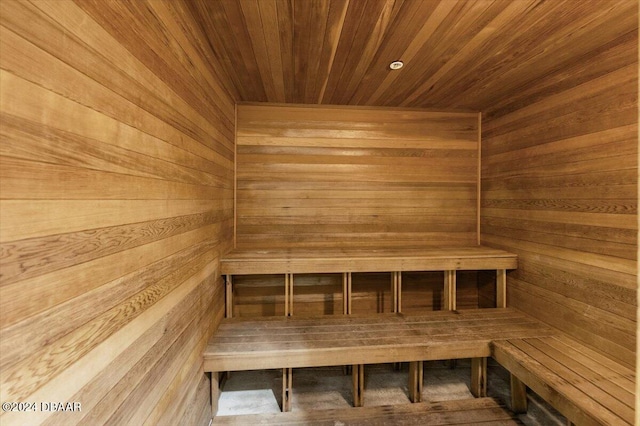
[221,246,518,274]
[204,308,554,372]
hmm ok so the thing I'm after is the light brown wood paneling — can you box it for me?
[236,104,479,249]
[481,20,638,368]
[192,0,637,112]
[0,0,235,424]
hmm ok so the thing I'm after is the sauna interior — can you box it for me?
[0,0,637,425]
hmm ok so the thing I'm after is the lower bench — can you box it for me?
[211,397,524,425]
[204,308,555,413]
[205,308,636,424]
[492,336,635,426]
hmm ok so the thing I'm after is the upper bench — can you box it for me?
[220,246,518,275]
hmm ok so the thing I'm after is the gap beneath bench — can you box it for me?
[214,361,566,425]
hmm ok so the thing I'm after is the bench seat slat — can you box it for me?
[212,397,523,425]
[529,338,635,409]
[211,319,544,343]
[492,338,634,426]
[510,339,634,423]
[217,308,526,328]
[551,334,636,384]
[207,341,492,371]
[204,309,555,372]
[221,246,517,274]
[211,325,554,350]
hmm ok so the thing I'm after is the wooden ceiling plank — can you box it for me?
[220,0,269,101]
[334,0,401,104]
[187,1,249,101]
[457,0,637,111]
[292,0,313,102]
[340,0,403,105]
[256,0,287,103]
[348,0,437,106]
[401,0,535,107]
[275,0,295,103]
[432,0,562,109]
[319,0,374,104]
[194,0,263,101]
[316,0,350,103]
[302,0,330,103]
[437,1,566,110]
[384,0,504,107]
[192,0,636,111]
[366,0,460,105]
[239,0,281,102]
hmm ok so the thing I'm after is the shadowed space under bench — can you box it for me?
[211,397,523,425]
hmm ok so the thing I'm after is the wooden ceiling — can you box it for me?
[189,0,637,114]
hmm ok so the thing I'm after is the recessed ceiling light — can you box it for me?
[389,61,404,70]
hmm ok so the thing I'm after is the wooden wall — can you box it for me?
[233,104,481,317]
[236,104,480,249]
[0,1,235,425]
[481,27,637,368]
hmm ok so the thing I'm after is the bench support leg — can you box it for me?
[282,368,292,412]
[510,373,527,414]
[392,272,403,370]
[224,276,233,381]
[285,274,294,317]
[343,272,352,315]
[352,364,364,407]
[496,269,506,308]
[225,275,233,318]
[392,271,402,313]
[342,273,352,375]
[210,372,219,417]
[409,361,423,403]
[470,357,487,397]
[443,271,457,368]
[444,270,456,310]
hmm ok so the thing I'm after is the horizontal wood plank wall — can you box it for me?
[0,1,235,425]
[236,104,479,249]
[481,26,637,368]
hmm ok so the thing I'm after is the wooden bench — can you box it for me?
[210,246,635,424]
[211,397,524,425]
[221,246,518,316]
[492,335,635,426]
[204,308,556,413]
